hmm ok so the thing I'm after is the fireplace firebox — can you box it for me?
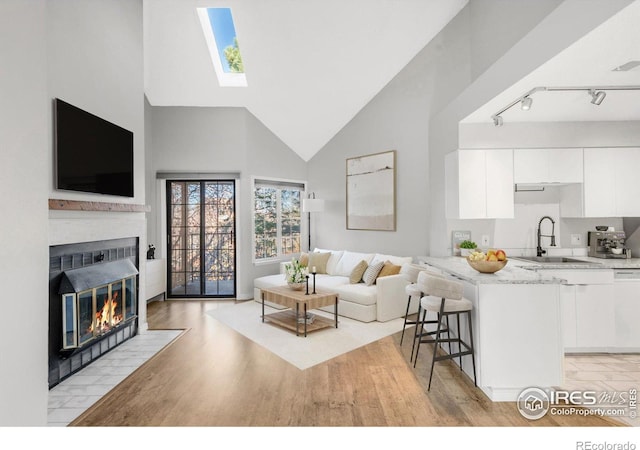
[49,238,139,388]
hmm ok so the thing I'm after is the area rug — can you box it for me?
[207,301,404,370]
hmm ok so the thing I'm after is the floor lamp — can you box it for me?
[302,193,325,251]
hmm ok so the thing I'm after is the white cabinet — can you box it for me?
[514,148,583,184]
[542,269,614,352]
[445,149,514,219]
[583,147,640,217]
[614,274,640,349]
[145,258,166,301]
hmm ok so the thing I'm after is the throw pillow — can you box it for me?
[349,260,368,284]
[362,261,384,286]
[377,261,402,279]
[308,251,331,274]
[298,252,309,266]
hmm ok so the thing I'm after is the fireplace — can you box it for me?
[49,237,139,388]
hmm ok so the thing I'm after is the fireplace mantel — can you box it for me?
[49,199,150,213]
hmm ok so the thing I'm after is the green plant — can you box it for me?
[460,240,477,249]
[284,258,308,283]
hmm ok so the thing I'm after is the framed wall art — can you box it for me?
[346,150,396,231]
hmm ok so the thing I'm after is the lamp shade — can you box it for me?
[302,198,325,213]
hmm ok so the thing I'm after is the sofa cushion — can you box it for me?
[377,261,402,279]
[298,252,309,266]
[335,251,374,277]
[333,283,377,306]
[314,248,344,275]
[362,260,384,286]
[349,260,368,284]
[308,251,331,274]
[371,253,413,267]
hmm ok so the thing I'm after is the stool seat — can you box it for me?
[405,284,423,297]
[421,295,472,313]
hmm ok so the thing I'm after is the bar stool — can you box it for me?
[413,271,477,391]
[399,263,425,346]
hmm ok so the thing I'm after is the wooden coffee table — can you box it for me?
[260,286,338,337]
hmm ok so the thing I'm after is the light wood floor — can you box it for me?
[70,299,625,427]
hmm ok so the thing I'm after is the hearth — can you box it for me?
[49,237,139,388]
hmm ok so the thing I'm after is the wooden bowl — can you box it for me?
[466,258,508,274]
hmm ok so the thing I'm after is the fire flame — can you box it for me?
[89,291,124,334]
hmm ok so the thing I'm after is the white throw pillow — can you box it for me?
[313,248,344,275]
[371,253,413,267]
[335,251,374,277]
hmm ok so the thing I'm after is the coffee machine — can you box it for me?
[587,230,628,258]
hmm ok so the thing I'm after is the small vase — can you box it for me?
[287,282,306,291]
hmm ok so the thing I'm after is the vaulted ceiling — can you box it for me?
[462,0,640,126]
[143,0,468,161]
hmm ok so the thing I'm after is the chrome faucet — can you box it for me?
[537,216,556,257]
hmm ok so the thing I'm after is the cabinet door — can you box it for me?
[575,284,614,349]
[457,150,487,219]
[615,148,640,217]
[583,148,616,217]
[614,281,640,348]
[485,149,514,218]
[548,148,583,183]
[514,149,546,183]
[559,285,577,349]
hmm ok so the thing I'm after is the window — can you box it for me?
[254,179,304,261]
[197,7,247,87]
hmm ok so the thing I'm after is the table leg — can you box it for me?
[261,291,265,322]
[304,303,307,337]
[334,296,338,328]
[296,303,300,336]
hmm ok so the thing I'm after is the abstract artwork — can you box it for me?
[346,150,396,231]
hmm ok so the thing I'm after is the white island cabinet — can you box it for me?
[418,257,563,402]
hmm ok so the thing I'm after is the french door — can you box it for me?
[167,180,236,298]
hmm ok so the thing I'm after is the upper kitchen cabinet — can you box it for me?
[514,148,583,184]
[445,149,514,219]
[584,148,640,217]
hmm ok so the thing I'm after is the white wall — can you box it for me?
[147,106,307,299]
[0,0,50,426]
[1,0,146,425]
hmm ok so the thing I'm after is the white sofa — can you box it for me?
[253,249,419,323]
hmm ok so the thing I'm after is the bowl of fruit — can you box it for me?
[466,249,508,273]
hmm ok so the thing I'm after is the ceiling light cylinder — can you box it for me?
[590,90,606,105]
[521,96,533,110]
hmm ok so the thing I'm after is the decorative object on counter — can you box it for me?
[451,230,472,256]
[459,240,478,257]
[466,249,508,273]
[595,226,608,231]
[146,244,156,260]
[311,268,317,294]
[284,258,308,290]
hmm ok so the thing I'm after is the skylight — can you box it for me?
[197,7,247,87]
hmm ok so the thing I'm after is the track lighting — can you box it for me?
[589,89,606,105]
[490,85,640,125]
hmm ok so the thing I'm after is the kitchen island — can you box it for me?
[417,256,565,401]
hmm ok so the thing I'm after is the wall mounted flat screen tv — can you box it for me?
[55,98,134,197]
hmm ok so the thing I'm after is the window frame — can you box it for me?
[252,176,307,264]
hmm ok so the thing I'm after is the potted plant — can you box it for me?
[284,258,308,290]
[459,240,477,257]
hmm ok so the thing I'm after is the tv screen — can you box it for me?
[55,98,134,198]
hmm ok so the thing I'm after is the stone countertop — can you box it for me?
[418,256,564,285]
[418,256,640,286]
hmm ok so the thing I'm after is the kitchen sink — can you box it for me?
[513,256,595,264]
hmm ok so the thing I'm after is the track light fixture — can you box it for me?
[521,96,533,110]
[490,85,640,125]
[589,89,606,105]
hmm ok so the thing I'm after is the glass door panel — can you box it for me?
[167,180,236,298]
